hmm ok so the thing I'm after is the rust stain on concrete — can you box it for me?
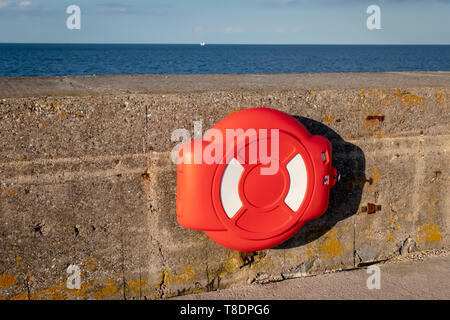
[365,115,385,129]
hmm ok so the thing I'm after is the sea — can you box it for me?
[1,44,449,77]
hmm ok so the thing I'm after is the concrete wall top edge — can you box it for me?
[1,72,450,98]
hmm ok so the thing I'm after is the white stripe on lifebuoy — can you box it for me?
[220,158,244,218]
[284,154,308,212]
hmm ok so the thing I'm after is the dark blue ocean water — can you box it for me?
[1,44,450,77]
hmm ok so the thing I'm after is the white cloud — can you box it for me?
[19,1,32,8]
[0,1,37,12]
[0,1,10,9]
[224,26,244,34]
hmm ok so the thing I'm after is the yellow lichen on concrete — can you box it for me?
[16,256,23,268]
[436,92,445,106]
[369,169,381,193]
[375,132,401,139]
[32,280,68,300]
[386,232,394,242]
[9,293,28,300]
[381,89,425,107]
[399,93,424,106]
[0,274,16,289]
[94,279,119,300]
[192,288,206,294]
[417,223,443,243]
[250,255,273,271]
[160,263,196,286]
[319,229,344,259]
[305,243,315,260]
[127,279,149,295]
[7,279,95,301]
[65,281,93,299]
[224,253,241,273]
[323,114,335,124]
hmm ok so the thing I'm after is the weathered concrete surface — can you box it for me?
[175,250,450,300]
[0,73,449,300]
[2,72,450,99]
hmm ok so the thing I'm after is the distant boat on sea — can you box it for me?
[200,42,206,46]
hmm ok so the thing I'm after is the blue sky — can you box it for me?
[0,0,449,44]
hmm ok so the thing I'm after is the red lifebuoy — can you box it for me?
[176,108,337,251]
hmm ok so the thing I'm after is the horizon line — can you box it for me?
[1,42,450,46]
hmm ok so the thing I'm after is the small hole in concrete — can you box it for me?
[74,226,79,237]
[33,224,43,235]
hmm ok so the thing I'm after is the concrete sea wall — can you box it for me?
[0,72,449,299]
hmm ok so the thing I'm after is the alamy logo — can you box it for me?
[171,120,280,175]
[66,264,81,289]
[66,5,81,30]
[366,5,381,30]
[366,265,381,290]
